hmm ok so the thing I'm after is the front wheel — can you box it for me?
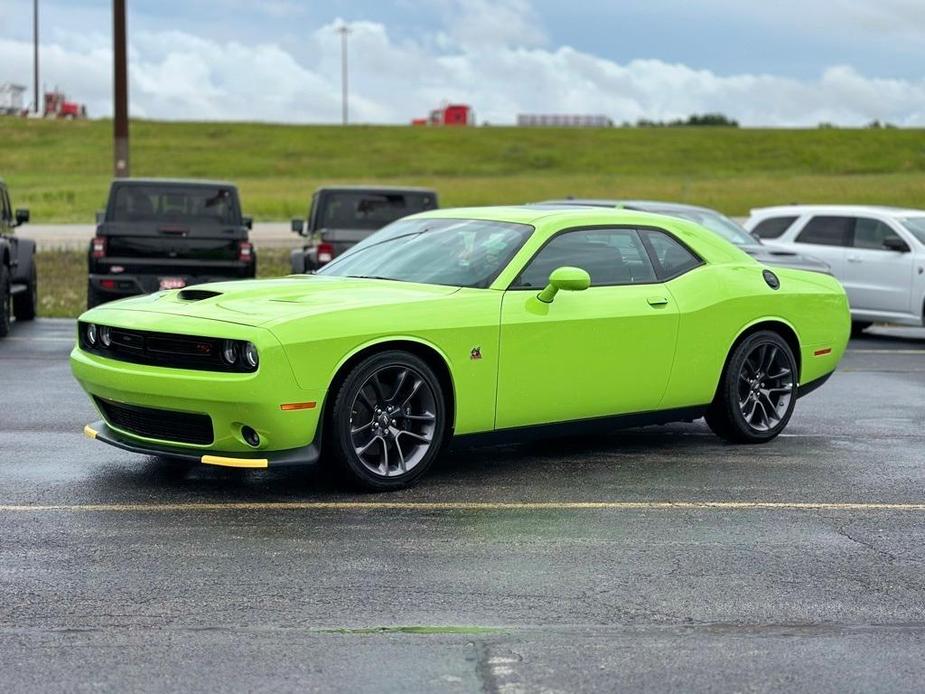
[328,351,447,491]
[705,331,798,443]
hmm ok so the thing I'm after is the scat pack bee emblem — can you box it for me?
[470,346,482,360]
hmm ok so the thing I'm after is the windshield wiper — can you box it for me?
[346,274,407,282]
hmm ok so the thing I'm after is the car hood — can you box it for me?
[740,244,831,273]
[88,276,461,327]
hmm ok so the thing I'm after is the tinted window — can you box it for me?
[852,218,902,250]
[796,216,851,247]
[319,218,532,289]
[318,192,436,231]
[109,186,238,225]
[513,228,657,288]
[752,216,797,239]
[641,229,701,279]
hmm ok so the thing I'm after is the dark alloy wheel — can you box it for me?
[706,330,798,443]
[0,263,11,338]
[13,264,37,321]
[329,351,447,490]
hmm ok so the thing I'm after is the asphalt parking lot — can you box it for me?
[2,319,925,692]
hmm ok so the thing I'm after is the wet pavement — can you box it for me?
[2,319,924,692]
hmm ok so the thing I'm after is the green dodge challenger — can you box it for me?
[71,206,850,490]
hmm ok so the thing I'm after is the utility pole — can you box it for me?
[113,0,130,177]
[33,0,39,113]
[337,23,350,125]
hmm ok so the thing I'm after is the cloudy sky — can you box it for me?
[1,0,923,126]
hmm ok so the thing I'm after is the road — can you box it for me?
[2,320,925,692]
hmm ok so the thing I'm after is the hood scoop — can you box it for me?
[177,289,223,302]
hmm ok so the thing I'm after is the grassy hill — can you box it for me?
[1,118,924,222]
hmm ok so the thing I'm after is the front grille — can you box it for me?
[95,397,214,445]
[78,323,254,373]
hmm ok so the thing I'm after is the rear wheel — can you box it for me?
[13,264,37,321]
[328,351,447,491]
[0,263,11,337]
[706,331,798,443]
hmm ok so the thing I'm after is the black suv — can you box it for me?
[0,179,35,338]
[88,179,256,308]
[290,186,438,273]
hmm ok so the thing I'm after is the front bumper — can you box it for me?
[70,315,325,460]
[83,421,320,468]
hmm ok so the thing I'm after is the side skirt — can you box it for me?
[450,405,708,450]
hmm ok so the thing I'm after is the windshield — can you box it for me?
[109,185,238,225]
[648,208,755,246]
[317,191,436,231]
[318,218,533,288]
[900,217,925,245]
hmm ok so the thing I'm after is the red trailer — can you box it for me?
[411,103,474,126]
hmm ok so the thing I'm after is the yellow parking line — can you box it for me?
[847,349,925,354]
[0,501,924,513]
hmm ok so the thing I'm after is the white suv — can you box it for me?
[744,205,925,332]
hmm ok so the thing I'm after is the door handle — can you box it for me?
[647,296,669,307]
[847,255,861,263]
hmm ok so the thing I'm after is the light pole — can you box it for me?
[33,0,38,113]
[337,23,350,125]
[113,0,129,177]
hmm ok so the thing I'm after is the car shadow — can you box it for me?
[87,420,749,502]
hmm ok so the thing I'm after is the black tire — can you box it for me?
[327,350,447,491]
[0,262,11,338]
[13,264,37,321]
[705,330,798,444]
[87,281,108,309]
[851,321,872,338]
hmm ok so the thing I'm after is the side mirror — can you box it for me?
[291,218,305,234]
[537,266,591,303]
[95,211,105,224]
[882,237,910,253]
[242,216,253,230]
[14,208,29,226]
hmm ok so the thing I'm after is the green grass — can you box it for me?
[1,118,924,221]
[35,247,292,318]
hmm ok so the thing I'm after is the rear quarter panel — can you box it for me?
[660,264,850,409]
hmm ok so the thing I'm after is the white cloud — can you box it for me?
[1,8,924,126]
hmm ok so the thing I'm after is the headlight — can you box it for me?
[243,342,259,369]
[222,340,239,365]
[85,323,98,346]
[99,326,112,347]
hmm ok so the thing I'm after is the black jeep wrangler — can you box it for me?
[88,179,256,308]
[0,179,35,338]
[290,186,438,273]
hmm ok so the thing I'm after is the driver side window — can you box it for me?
[513,228,657,288]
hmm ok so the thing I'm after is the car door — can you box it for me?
[843,217,915,315]
[790,215,850,281]
[495,227,680,430]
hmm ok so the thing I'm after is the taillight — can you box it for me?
[317,242,334,264]
[92,236,107,259]
[238,241,254,263]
